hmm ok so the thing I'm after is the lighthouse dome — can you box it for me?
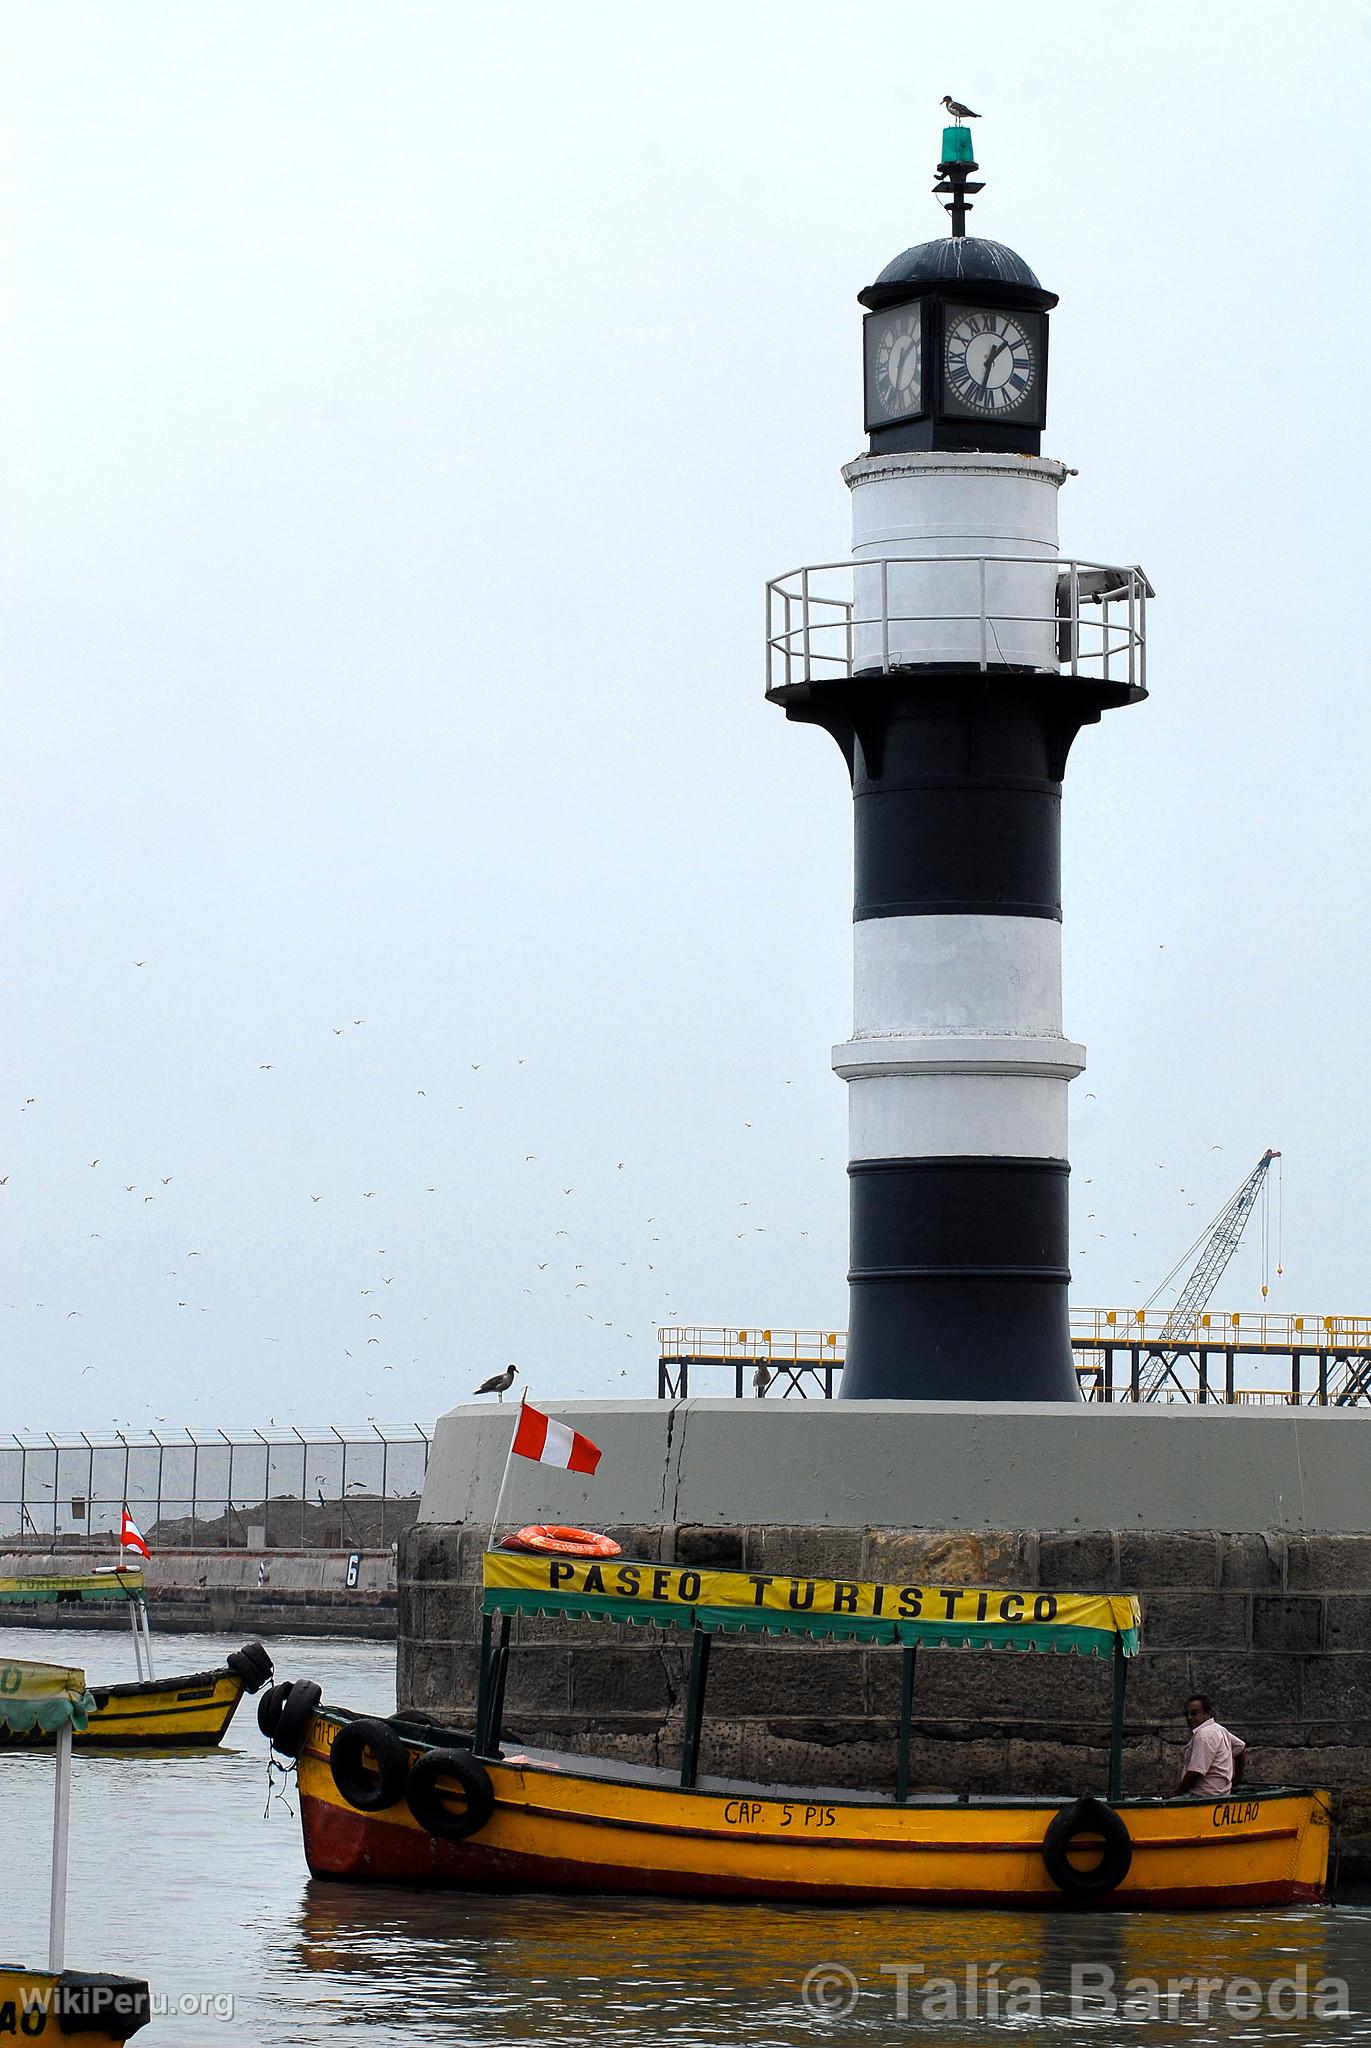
[859,237,1057,312]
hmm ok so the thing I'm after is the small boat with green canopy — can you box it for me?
[0,1567,274,1748]
[0,1659,151,2041]
[274,1547,1332,1908]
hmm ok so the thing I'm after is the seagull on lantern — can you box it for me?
[941,95,981,121]
[474,1363,520,1401]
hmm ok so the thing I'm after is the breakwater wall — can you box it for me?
[0,1547,397,1638]
[400,1400,1371,1851]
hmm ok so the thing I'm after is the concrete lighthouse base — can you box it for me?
[401,1400,1371,1858]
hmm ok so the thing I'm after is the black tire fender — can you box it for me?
[270,1679,323,1759]
[257,1680,292,1740]
[329,1717,410,1812]
[404,1745,495,1842]
[1041,1795,1133,1897]
[226,1641,274,1694]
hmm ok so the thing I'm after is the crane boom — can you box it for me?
[1138,1149,1280,1399]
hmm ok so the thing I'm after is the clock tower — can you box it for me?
[767,122,1152,1401]
[860,126,1055,456]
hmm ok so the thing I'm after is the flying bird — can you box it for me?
[474,1363,520,1401]
[89,1160,99,1168]
[941,95,980,120]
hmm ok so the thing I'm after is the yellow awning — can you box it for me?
[0,1569,145,1606]
[483,1552,1141,1655]
[0,1660,96,1735]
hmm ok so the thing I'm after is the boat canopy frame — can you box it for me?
[477,1553,1140,1803]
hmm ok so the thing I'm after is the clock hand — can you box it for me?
[981,338,1008,386]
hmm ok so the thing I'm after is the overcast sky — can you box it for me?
[2,2,1368,1435]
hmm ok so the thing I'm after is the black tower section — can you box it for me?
[778,671,1138,1401]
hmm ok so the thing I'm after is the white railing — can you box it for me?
[765,555,1149,693]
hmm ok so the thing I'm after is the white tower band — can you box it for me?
[766,127,1150,1400]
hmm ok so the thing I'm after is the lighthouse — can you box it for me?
[766,126,1151,1401]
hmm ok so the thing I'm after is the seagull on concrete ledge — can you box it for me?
[474,1363,520,1401]
[941,95,981,120]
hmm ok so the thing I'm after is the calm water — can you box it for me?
[3,1624,1369,2045]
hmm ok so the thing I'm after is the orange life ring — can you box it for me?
[503,1525,621,1559]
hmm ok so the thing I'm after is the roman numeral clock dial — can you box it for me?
[864,306,925,428]
[942,307,1039,417]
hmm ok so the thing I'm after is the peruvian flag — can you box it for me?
[119,1505,150,1559]
[511,1402,601,1476]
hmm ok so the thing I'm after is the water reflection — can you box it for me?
[291,1885,1365,2047]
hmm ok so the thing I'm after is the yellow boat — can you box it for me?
[0,1568,272,1748]
[275,1550,1330,1910]
[0,1972,150,2045]
[0,1659,150,2041]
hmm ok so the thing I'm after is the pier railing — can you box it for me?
[658,1320,1371,1407]
[0,1425,431,1551]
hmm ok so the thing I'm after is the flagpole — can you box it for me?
[485,1393,526,1556]
[120,1503,145,1680]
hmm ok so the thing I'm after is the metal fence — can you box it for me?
[0,1427,432,1551]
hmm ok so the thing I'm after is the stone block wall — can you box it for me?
[399,1522,1371,1840]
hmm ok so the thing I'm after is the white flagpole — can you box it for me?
[48,1722,72,1971]
[485,1393,526,1556]
[120,1503,146,1680]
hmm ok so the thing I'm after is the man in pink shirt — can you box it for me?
[1178,1694,1247,1796]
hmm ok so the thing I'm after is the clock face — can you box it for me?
[941,306,1041,419]
[864,304,925,427]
